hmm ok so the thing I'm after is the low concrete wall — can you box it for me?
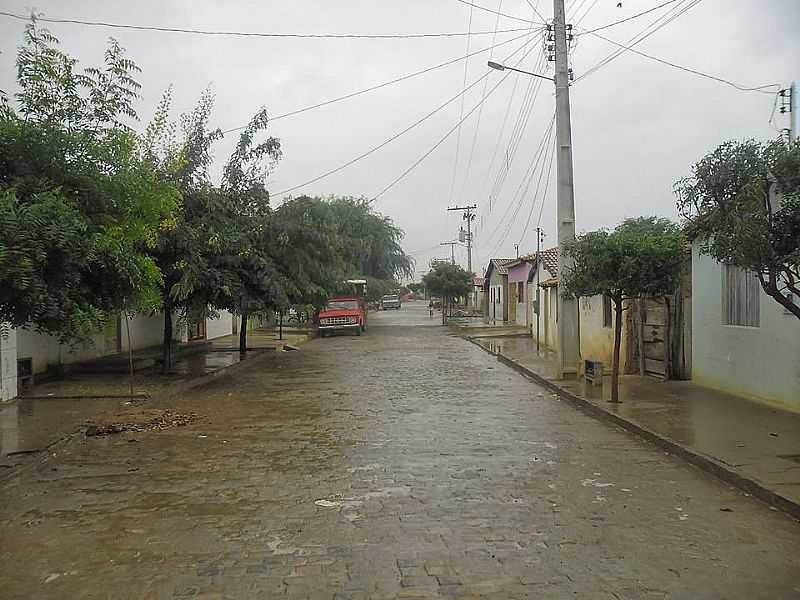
[1,328,17,401]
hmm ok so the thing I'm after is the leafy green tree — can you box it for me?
[422,263,472,324]
[675,139,800,319]
[562,217,685,402]
[318,196,413,302]
[143,88,239,371]
[216,109,282,352]
[0,21,178,342]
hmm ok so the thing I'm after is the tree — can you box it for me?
[217,109,282,353]
[422,263,472,324]
[0,21,178,343]
[323,196,414,297]
[562,217,685,402]
[675,139,800,319]
[143,88,240,371]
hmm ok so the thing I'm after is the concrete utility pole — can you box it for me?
[791,81,796,143]
[553,0,580,377]
[448,205,476,274]
[535,227,544,353]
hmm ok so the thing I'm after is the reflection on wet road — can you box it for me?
[1,301,798,598]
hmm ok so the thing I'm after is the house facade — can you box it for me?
[472,276,485,312]
[528,248,559,350]
[691,243,800,411]
[507,258,534,328]
[14,310,235,381]
[484,259,515,324]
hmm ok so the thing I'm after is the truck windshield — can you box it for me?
[325,300,359,310]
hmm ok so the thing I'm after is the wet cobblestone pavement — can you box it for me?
[1,302,799,599]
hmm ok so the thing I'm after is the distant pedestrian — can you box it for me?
[429,300,434,318]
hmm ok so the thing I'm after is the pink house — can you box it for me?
[507,256,536,326]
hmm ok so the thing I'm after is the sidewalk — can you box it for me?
[468,334,800,519]
[0,328,313,475]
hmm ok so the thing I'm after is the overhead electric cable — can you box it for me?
[521,0,548,23]
[447,3,475,207]
[371,42,539,202]
[453,0,539,24]
[484,114,555,249]
[578,0,681,33]
[583,30,781,94]
[274,34,537,196]
[520,125,556,245]
[220,29,536,134]
[457,0,506,205]
[0,10,534,39]
[573,0,703,84]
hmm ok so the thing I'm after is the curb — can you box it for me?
[467,336,800,521]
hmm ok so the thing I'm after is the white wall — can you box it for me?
[206,310,234,340]
[19,313,170,376]
[1,327,17,401]
[692,245,800,410]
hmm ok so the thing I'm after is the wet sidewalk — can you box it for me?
[470,335,800,518]
[0,328,312,472]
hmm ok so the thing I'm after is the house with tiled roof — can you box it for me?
[483,258,515,323]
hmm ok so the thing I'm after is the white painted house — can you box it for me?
[1,327,17,401]
[691,243,800,411]
[13,309,235,384]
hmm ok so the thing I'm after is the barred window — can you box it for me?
[722,265,760,327]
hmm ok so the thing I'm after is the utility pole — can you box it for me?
[553,0,580,377]
[790,81,796,142]
[448,205,477,275]
[779,83,796,143]
[440,241,458,265]
[535,227,545,353]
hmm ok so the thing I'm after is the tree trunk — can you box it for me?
[611,298,623,403]
[162,299,173,375]
[239,312,248,354]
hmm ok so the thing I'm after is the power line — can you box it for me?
[492,120,555,254]
[583,29,781,94]
[220,29,536,134]
[0,10,535,39]
[453,0,539,24]
[578,0,682,34]
[521,0,548,23]
[573,0,704,84]
[273,34,537,196]
[484,114,555,251]
[456,0,507,207]
[447,4,475,208]
[371,42,539,202]
[573,0,601,26]
[521,124,556,245]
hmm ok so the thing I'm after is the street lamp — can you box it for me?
[487,61,554,83]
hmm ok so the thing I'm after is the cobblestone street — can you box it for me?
[1,302,799,599]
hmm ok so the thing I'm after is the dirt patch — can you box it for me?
[85,409,199,437]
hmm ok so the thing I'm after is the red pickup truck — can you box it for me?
[318,297,367,337]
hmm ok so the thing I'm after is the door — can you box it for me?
[188,318,206,341]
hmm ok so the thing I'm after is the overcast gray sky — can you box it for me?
[1,0,797,277]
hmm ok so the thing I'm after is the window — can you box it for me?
[602,295,613,328]
[722,265,760,327]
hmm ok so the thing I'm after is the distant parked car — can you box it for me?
[380,294,402,310]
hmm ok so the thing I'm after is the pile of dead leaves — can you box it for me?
[85,409,199,437]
